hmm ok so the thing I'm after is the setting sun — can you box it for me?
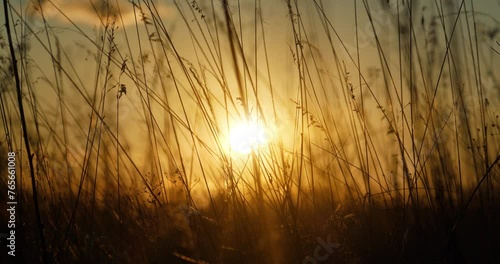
[3,0,500,262]
[229,121,267,154]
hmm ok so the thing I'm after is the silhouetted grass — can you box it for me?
[1,0,499,263]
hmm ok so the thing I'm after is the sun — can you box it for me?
[229,121,268,154]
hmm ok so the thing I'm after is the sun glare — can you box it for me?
[229,121,268,154]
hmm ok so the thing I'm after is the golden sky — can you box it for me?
[2,0,500,169]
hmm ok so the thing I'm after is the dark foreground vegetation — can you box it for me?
[1,0,500,263]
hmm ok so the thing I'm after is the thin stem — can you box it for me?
[3,0,49,262]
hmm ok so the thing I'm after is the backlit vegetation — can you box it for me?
[1,0,499,263]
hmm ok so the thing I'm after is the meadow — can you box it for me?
[1,0,500,263]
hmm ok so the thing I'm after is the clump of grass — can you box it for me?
[1,0,500,263]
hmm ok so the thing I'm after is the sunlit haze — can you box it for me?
[229,120,267,154]
[1,0,500,263]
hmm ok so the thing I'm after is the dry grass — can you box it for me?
[1,0,500,263]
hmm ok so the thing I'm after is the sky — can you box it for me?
[2,1,499,69]
[1,0,499,118]
[2,0,500,116]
